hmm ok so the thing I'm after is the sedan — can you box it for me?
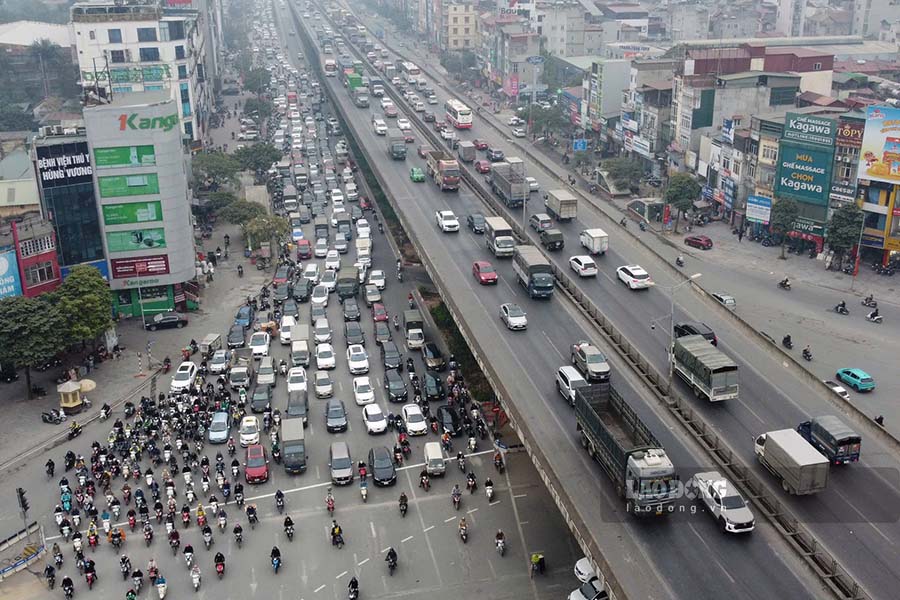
[353,376,376,405]
[684,235,713,250]
[314,370,334,398]
[616,265,652,290]
[436,404,462,436]
[423,370,445,401]
[207,411,231,444]
[511,127,526,138]
[423,111,436,122]
[472,139,488,150]
[421,342,446,371]
[373,321,392,345]
[239,416,260,447]
[384,369,408,403]
[712,292,736,311]
[311,284,330,307]
[344,321,366,346]
[418,145,433,158]
[342,297,361,321]
[440,128,456,141]
[325,249,341,270]
[371,303,388,322]
[362,403,388,434]
[835,368,875,392]
[303,263,320,284]
[170,361,198,392]
[209,350,229,375]
[569,255,598,277]
[364,285,382,307]
[474,160,491,174]
[409,167,425,182]
[286,367,307,393]
[244,444,269,484]
[368,446,397,486]
[294,278,314,302]
[325,398,348,433]
[499,303,528,330]
[282,298,300,319]
[435,210,460,232]
[250,385,271,413]
[380,341,403,371]
[314,318,332,344]
[397,118,411,130]
[316,343,336,369]
[346,344,369,375]
[368,270,386,290]
[467,213,486,233]
[472,260,498,285]
[144,312,188,331]
[227,324,246,348]
[402,403,428,435]
[314,239,329,258]
[234,305,254,328]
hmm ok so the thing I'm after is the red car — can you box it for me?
[684,235,713,250]
[472,260,498,285]
[418,145,433,158]
[433,121,446,132]
[371,302,388,322]
[296,239,312,259]
[359,197,373,212]
[404,133,415,143]
[244,444,269,484]
[472,139,488,150]
[474,160,491,174]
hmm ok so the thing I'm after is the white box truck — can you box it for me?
[754,429,829,495]
[579,229,609,255]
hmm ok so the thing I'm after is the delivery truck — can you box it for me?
[484,216,516,257]
[403,309,425,349]
[512,245,554,299]
[579,228,609,255]
[575,383,678,514]
[457,141,476,163]
[387,128,406,160]
[796,415,861,465]
[425,150,460,191]
[336,266,360,300]
[754,429,829,495]
[544,189,578,221]
[228,348,254,390]
[489,158,527,208]
[672,335,739,402]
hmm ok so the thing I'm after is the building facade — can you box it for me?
[11,218,62,297]
[440,0,477,52]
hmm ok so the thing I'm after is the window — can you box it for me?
[175,45,185,60]
[139,47,160,62]
[465,27,470,34]
[89,30,96,40]
[108,28,122,43]
[721,157,731,171]
[165,21,186,41]
[137,28,157,42]
[184,122,193,138]
[178,65,188,79]
[140,285,168,301]
[110,50,126,64]
[453,17,458,24]
[19,235,56,258]
[747,162,756,178]
[813,62,822,71]
[762,145,778,161]
[24,261,56,288]
[769,86,798,106]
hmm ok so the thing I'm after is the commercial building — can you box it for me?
[83,90,197,318]
[439,0,477,53]
[856,105,900,262]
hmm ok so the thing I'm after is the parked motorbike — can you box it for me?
[42,409,66,424]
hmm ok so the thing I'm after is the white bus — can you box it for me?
[445,99,473,129]
[399,61,421,84]
[324,59,337,77]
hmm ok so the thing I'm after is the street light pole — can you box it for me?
[664,273,702,388]
[850,212,865,291]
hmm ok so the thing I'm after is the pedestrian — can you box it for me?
[738,228,744,243]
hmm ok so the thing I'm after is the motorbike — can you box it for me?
[387,556,397,576]
[67,425,82,440]
[862,296,877,309]
[834,304,849,315]
[157,577,168,599]
[399,502,408,517]
[496,538,506,556]
[452,493,461,510]
[802,348,813,361]
[866,313,883,324]
[778,280,791,290]
[272,556,281,574]
[42,409,65,424]
[459,525,468,543]
[203,530,213,550]
[192,569,201,591]
[216,561,225,578]
[782,336,793,350]
[360,481,368,503]
[486,485,495,503]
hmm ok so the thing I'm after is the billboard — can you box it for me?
[746,195,772,224]
[110,255,170,279]
[0,250,23,298]
[782,113,837,148]
[102,201,163,226]
[775,142,832,205]
[94,145,157,169]
[106,228,167,253]
[35,143,94,189]
[98,174,160,198]
[836,118,863,149]
[858,105,900,184]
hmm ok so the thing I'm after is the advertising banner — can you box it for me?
[106,228,167,253]
[94,145,157,169]
[836,118,863,149]
[35,143,93,189]
[723,177,736,210]
[102,201,163,225]
[746,195,772,224]
[98,174,160,198]
[783,112,837,148]
[775,142,832,205]
[858,105,900,184]
[110,255,170,279]
[830,183,858,203]
[0,250,23,298]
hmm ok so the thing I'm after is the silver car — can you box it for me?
[207,411,231,444]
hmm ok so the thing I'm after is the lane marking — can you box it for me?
[466,507,479,514]
[513,494,528,499]
[358,558,369,566]
[542,331,564,360]
[369,521,376,537]
[336,570,347,579]
[381,547,390,553]
[314,585,325,593]
[401,535,413,543]
[444,516,456,523]
[489,501,501,506]
[422,525,434,533]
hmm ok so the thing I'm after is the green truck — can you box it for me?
[387,128,406,160]
[671,335,739,402]
[336,266,359,300]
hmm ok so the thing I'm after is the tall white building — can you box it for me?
[775,0,806,36]
[70,0,221,144]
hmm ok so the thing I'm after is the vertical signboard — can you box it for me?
[35,143,94,189]
[746,196,772,224]
[0,250,23,298]
[858,105,900,184]
[775,144,833,205]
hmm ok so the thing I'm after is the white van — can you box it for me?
[424,442,446,476]
[280,315,296,344]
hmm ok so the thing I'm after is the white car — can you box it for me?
[499,303,528,330]
[440,128,456,141]
[526,176,539,192]
[356,219,370,238]
[239,416,260,447]
[316,343,336,370]
[362,403,387,434]
[314,370,333,398]
[313,318,332,344]
[435,210,460,232]
[303,263,320,284]
[314,239,329,258]
[380,98,394,110]
[401,403,428,435]
[373,119,388,135]
[331,208,347,228]
[391,76,401,85]
[569,255,598,277]
[690,471,755,533]
[311,284,330,307]
[286,367,307,393]
[324,249,341,271]
[249,332,270,358]
[397,118,411,131]
[352,376,375,405]
[209,350,229,375]
[321,268,337,292]
[346,344,369,375]
[329,189,345,204]
[507,116,524,126]
[170,361,198,392]
[616,264,652,289]
[823,380,850,401]
[367,270,386,290]
[511,127,526,138]
[427,95,438,105]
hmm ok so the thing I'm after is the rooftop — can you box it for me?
[0,149,35,181]
[0,21,72,48]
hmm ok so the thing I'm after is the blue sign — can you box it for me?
[0,250,23,299]
[526,55,545,66]
[60,259,110,282]
[702,185,714,201]
[746,195,772,225]
[573,138,587,152]
[723,178,736,210]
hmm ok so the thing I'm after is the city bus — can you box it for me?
[445,99,473,129]
[399,61,421,83]
[324,59,337,77]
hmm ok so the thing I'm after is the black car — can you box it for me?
[368,446,397,486]
[674,322,717,346]
[380,341,402,371]
[144,312,189,331]
[384,369,408,403]
[436,405,462,437]
[342,297,361,321]
[422,343,446,371]
[227,324,246,349]
[350,206,363,222]
[294,279,314,302]
[325,398,348,433]
[273,283,292,305]
[310,303,327,321]
[423,370,445,401]
[486,147,505,162]
[282,299,300,319]
[344,321,366,346]
[274,265,292,283]
[466,214,486,234]
[250,386,272,413]
[373,321,392,345]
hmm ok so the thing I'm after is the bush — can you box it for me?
[426,295,493,404]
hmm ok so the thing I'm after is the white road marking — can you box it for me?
[401,535,413,543]
[513,493,528,499]
[336,570,347,579]
[381,547,390,553]
[542,331,564,360]
[466,508,479,514]
[444,516,456,523]
[489,501,501,506]
[358,558,369,566]
[314,585,325,593]
[370,521,377,537]
[422,525,434,533]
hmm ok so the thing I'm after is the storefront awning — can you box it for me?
[693,199,711,209]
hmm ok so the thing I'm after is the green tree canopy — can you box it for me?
[192,151,239,190]
[245,215,290,248]
[770,197,799,259]
[827,203,864,254]
[53,265,112,345]
[0,104,36,132]
[530,105,569,136]
[664,173,701,233]
[220,200,268,225]
[244,68,271,96]
[243,98,272,122]
[0,296,68,396]
[234,144,282,174]
[602,157,644,188]
[205,191,239,212]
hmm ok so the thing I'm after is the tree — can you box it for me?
[192,152,239,190]
[205,191,239,212]
[530,105,569,137]
[234,144,281,174]
[243,98,272,122]
[29,39,64,99]
[219,200,268,226]
[53,265,112,346]
[244,68,271,97]
[770,197,799,259]
[0,104,36,132]
[245,215,290,249]
[602,157,644,189]
[664,173,701,233]
[827,203,863,256]
[572,151,591,169]
[0,296,68,397]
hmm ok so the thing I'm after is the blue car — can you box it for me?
[835,368,875,392]
[234,305,254,328]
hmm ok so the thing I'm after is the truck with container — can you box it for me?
[796,415,861,465]
[671,335,739,402]
[489,158,527,208]
[457,141,476,163]
[512,245,555,299]
[424,150,460,191]
[290,324,310,367]
[754,428,830,495]
[545,189,578,221]
[387,129,407,160]
[370,77,385,97]
[336,266,360,301]
[228,348,254,390]
[352,86,369,108]
[483,216,516,257]
[281,418,307,474]
[403,309,425,349]
[314,216,330,241]
[579,228,609,255]
[575,383,679,514]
